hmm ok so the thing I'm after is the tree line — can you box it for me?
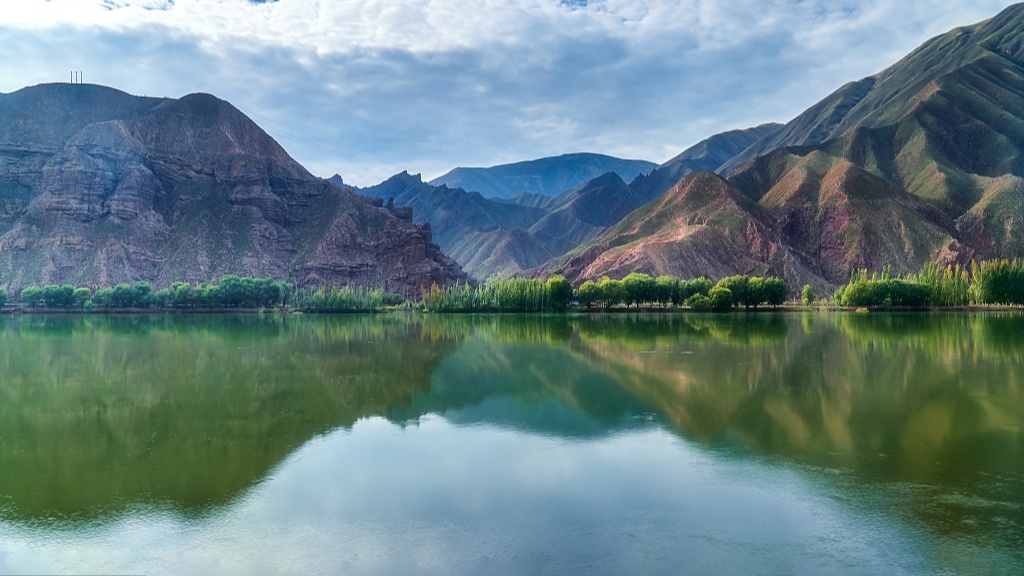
[421,272,789,313]
[14,276,292,310]
[833,259,1024,307]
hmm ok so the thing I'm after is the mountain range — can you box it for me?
[428,153,656,200]
[6,4,1024,294]
[538,3,1024,288]
[358,125,779,280]
[0,84,466,296]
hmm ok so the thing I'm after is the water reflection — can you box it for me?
[0,312,1021,574]
[0,314,458,520]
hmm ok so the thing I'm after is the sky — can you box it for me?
[0,0,1016,186]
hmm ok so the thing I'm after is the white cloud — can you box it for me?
[0,0,1017,185]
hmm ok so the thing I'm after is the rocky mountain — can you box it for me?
[540,4,1024,288]
[428,153,656,200]
[627,123,784,211]
[0,83,467,297]
[537,172,820,288]
[359,169,666,280]
[359,126,778,281]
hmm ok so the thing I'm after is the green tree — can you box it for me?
[575,280,602,309]
[801,284,815,305]
[133,281,154,308]
[716,275,749,307]
[655,276,680,306]
[685,293,712,311]
[41,284,75,308]
[0,288,7,308]
[622,272,656,307]
[761,277,788,306]
[708,286,734,311]
[545,275,573,312]
[111,284,134,308]
[172,282,194,308]
[20,286,42,307]
[598,277,626,309]
[93,287,115,308]
[73,287,92,308]
[680,277,713,301]
[153,289,173,308]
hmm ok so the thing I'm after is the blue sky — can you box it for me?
[0,0,1015,186]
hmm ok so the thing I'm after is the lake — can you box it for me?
[0,312,1021,575]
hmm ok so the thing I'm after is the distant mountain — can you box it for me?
[629,123,783,206]
[358,170,656,280]
[539,4,1024,287]
[429,153,656,200]
[0,84,467,296]
[360,126,782,281]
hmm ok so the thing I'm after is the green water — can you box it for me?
[0,312,1020,575]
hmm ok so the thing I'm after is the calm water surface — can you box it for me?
[0,312,1020,575]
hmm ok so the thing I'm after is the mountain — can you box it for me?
[628,123,784,209]
[537,171,819,287]
[720,4,1024,175]
[359,126,777,281]
[428,153,656,200]
[0,83,467,297]
[359,169,664,280]
[540,4,1024,287]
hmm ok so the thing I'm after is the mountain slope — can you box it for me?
[629,124,783,210]
[537,172,819,286]
[0,84,467,296]
[359,171,648,280]
[429,153,656,200]
[721,4,1024,174]
[541,4,1024,287]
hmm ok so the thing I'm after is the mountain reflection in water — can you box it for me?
[0,312,1020,574]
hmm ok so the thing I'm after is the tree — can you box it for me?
[708,286,734,311]
[622,272,656,307]
[686,293,712,311]
[598,277,626,309]
[172,282,194,308]
[801,284,815,305]
[716,275,749,307]
[153,289,173,308]
[73,287,92,308]
[655,276,679,306]
[93,287,115,308]
[680,277,713,301]
[133,281,154,308]
[761,277,788,306]
[575,280,602,309]
[112,283,134,308]
[545,275,573,312]
[0,288,7,308]
[20,286,42,307]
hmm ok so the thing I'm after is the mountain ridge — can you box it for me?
[0,83,468,296]
[537,4,1024,287]
[429,152,656,200]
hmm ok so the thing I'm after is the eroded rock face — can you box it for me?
[0,84,467,297]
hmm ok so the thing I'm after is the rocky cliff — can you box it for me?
[0,84,467,297]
